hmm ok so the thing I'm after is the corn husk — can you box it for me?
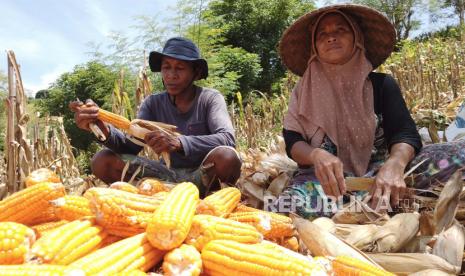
[311,217,336,234]
[399,236,432,253]
[408,269,455,276]
[333,224,360,239]
[345,224,380,250]
[332,199,389,225]
[292,216,381,267]
[419,211,435,236]
[431,220,465,267]
[433,170,462,234]
[367,253,460,275]
[367,213,420,253]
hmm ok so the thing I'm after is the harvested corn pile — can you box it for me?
[0,168,463,275]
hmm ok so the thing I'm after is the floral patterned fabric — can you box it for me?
[273,134,465,219]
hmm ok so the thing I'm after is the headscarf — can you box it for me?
[283,9,376,176]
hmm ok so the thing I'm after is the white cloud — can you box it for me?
[23,65,72,96]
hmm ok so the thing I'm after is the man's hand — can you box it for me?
[310,148,346,198]
[370,160,407,210]
[144,130,182,154]
[69,99,109,136]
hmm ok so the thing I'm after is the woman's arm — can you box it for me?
[284,129,345,197]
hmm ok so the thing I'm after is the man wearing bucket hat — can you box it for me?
[73,37,241,197]
[273,4,465,217]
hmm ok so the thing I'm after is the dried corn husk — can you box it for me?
[367,213,420,253]
[408,269,454,276]
[292,216,381,267]
[332,199,389,224]
[431,221,465,267]
[433,170,462,234]
[367,253,460,275]
[399,236,432,253]
[311,217,336,234]
[345,224,380,250]
[419,211,435,236]
[333,224,361,239]
[266,172,290,197]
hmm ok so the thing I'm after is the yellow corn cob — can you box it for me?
[0,265,84,275]
[147,182,199,250]
[32,220,69,239]
[24,168,61,187]
[84,187,166,229]
[137,178,169,195]
[186,215,262,251]
[70,233,166,274]
[98,234,123,248]
[97,108,131,130]
[163,244,202,276]
[110,181,139,194]
[196,187,241,217]
[51,196,93,221]
[27,206,58,225]
[227,211,294,239]
[0,182,65,225]
[116,270,148,276]
[0,222,35,264]
[29,219,107,265]
[233,203,260,213]
[202,240,327,275]
[103,224,145,238]
[332,255,395,276]
[281,236,300,252]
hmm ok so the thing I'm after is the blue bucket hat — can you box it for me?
[149,37,208,79]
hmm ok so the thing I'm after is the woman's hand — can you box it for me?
[370,160,406,210]
[369,143,415,210]
[310,148,346,198]
[144,130,182,154]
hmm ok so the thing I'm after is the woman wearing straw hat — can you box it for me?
[276,4,465,218]
[73,37,241,197]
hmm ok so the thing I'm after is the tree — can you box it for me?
[207,0,315,92]
[35,61,124,152]
[35,89,49,99]
[353,0,422,41]
[441,0,465,25]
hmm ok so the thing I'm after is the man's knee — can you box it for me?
[203,147,242,185]
[91,149,125,184]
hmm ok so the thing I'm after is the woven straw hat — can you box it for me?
[279,4,396,76]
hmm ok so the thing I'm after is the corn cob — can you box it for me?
[84,187,166,229]
[332,255,395,276]
[147,182,199,250]
[116,270,148,276]
[227,211,294,239]
[98,234,123,248]
[270,236,300,252]
[163,244,202,276]
[0,265,84,275]
[196,187,241,217]
[0,182,65,225]
[29,219,107,265]
[0,222,35,264]
[202,240,327,275]
[51,196,93,221]
[103,224,145,238]
[32,220,68,239]
[110,181,140,194]
[27,206,58,225]
[186,215,262,251]
[137,178,169,195]
[24,168,61,187]
[233,203,260,213]
[70,233,165,274]
[97,108,131,130]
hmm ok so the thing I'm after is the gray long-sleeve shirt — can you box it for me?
[102,86,236,168]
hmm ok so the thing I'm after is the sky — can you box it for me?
[0,0,459,96]
[0,0,175,96]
